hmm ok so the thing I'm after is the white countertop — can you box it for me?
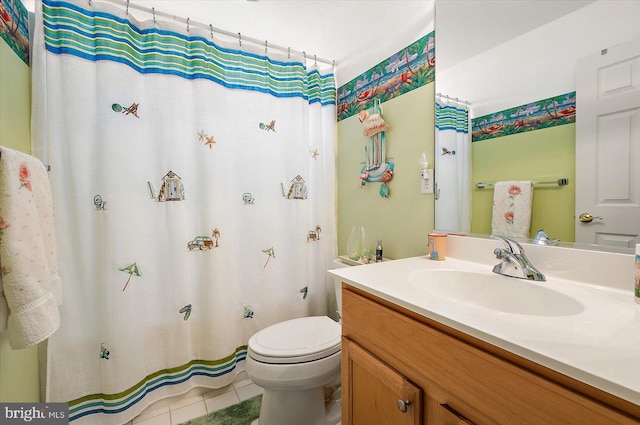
[329,236,640,406]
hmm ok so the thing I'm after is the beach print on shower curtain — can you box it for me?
[31,1,337,423]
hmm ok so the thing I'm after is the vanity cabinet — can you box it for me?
[342,339,422,424]
[341,285,640,425]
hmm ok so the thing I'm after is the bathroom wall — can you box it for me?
[471,123,575,241]
[337,83,435,259]
[336,33,436,260]
[469,92,576,241]
[0,34,40,402]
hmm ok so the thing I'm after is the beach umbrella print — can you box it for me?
[119,263,141,291]
[262,247,275,268]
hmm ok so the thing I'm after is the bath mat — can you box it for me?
[179,395,261,425]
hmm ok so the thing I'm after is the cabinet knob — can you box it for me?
[397,399,412,413]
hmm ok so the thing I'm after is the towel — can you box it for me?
[491,181,533,239]
[0,146,62,349]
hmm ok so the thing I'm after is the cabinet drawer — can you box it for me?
[342,286,639,425]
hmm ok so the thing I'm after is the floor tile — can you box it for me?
[132,412,172,425]
[168,392,205,411]
[132,403,170,422]
[235,383,264,401]
[170,400,207,425]
[232,371,252,389]
[204,389,240,413]
[201,384,235,400]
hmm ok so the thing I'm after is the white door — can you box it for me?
[575,37,640,247]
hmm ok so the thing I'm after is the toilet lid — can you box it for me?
[248,316,341,364]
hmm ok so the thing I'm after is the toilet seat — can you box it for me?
[248,316,341,364]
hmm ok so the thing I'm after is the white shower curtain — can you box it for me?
[435,97,471,233]
[31,1,337,423]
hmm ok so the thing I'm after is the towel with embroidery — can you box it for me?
[491,181,533,239]
[0,146,62,349]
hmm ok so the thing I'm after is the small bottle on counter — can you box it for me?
[376,240,383,263]
[635,244,640,304]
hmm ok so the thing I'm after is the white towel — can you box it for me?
[0,146,62,349]
[491,181,533,239]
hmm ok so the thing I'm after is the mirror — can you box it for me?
[434,0,640,251]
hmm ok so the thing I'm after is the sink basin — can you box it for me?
[408,269,584,317]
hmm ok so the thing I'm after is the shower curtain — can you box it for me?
[435,97,471,233]
[31,1,337,423]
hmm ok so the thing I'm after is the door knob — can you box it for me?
[579,213,603,223]
[397,399,411,413]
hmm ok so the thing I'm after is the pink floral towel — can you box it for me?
[491,181,533,239]
[0,146,62,349]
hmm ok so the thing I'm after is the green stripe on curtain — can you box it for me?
[436,102,469,133]
[68,346,248,421]
[42,0,336,106]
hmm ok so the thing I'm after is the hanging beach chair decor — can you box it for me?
[358,99,394,198]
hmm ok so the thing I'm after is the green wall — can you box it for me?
[337,83,435,259]
[0,38,40,402]
[471,124,576,242]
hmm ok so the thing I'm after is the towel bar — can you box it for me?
[476,178,568,189]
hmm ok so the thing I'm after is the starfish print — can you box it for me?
[204,135,216,149]
[198,130,206,142]
[310,149,319,160]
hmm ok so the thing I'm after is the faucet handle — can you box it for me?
[490,235,524,255]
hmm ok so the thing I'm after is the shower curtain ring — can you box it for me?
[265,40,267,54]
[302,51,306,64]
[186,18,190,32]
[287,47,290,59]
[332,59,335,70]
[152,7,156,23]
[238,33,242,48]
[210,24,214,38]
[125,0,129,15]
[314,54,317,65]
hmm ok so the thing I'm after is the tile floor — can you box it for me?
[125,371,263,425]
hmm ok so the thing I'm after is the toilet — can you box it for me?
[246,259,350,425]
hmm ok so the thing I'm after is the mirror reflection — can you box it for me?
[434,0,640,250]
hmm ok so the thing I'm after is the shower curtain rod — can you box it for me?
[100,0,336,67]
[436,92,470,105]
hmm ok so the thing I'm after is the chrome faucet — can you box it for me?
[533,229,558,246]
[491,235,546,281]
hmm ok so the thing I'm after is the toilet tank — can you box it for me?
[327,259,352,322]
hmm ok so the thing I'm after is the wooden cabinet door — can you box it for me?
[426,397,475,425]
[342,337,422,425]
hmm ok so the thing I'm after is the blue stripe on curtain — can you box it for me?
[42,0,336,106]
[436,102,469,133]
[68,348,248,421]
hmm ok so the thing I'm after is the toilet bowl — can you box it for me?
[246,259,350,425]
